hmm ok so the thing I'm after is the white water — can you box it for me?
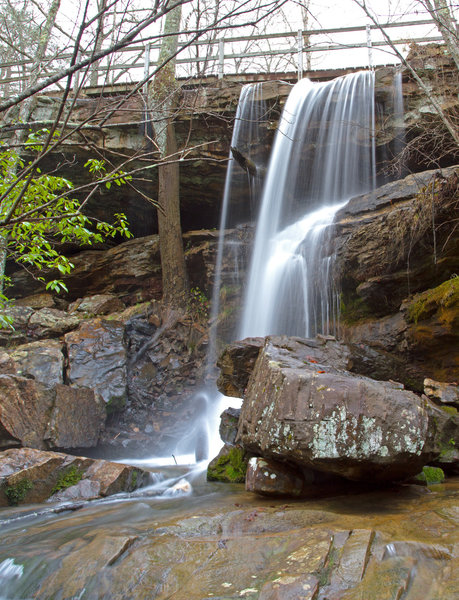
[240,71,375,338]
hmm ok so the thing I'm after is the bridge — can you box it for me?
[0,18,444,98]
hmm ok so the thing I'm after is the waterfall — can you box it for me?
[207,82,267,368]
[240,71,375,338]
[177,83,268,463]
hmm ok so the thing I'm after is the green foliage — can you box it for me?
[0,131,134,327]
[51,465,83,495]
[4,478,33,505]
[207,447,247,483]
[188,286,210,320]
[415,465,445,485]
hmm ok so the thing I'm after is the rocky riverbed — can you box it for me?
[1,469,458,599]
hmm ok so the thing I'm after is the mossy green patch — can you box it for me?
[339,294,372,324]
[440,405,458,416]
[51,465,83,495]
[4,478,33,505]
[415,465,445,485]
[407,277,459,324]
[207,447,247,483]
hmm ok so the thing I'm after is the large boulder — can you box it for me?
[65,318,128,413]
[0,375,51,450]
[0,374,106,451]
[0,447,149,506]
[226,336,459,482]
[45,385,106,449]
[9,340,64,388]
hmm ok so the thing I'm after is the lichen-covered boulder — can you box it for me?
[0,447,150,506]
[234,337,459,482]
[65,318,128,412]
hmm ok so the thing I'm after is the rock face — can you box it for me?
[45,385,106,449]
[0,447,149,506]
[0,373,106,451]
[219,336,459,482]
[0,375,50,450]
[10,340,64,388]
[333,166,459,318]
[65,318,128,413]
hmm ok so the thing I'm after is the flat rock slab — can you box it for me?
[11,479,458,600]
[0,447,150,506]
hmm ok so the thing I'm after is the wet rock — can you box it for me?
[14,293,56,309]
[9,340,64,388]
[0,447,149,506]
[0,350,17,374]
[234,336,459,482]
[216,337,264,397]
[333,166,459,318]
[28,308,80,338]
[219,407,240,445]
[10,235,163,303]
[0,375,51,450]
[69,294,125,315]
[65,318,127,413]
[246,457,306,497]
[45,385,106,449]
[424,378,459,408]
[217,335,352,398]
[0,306,33,346]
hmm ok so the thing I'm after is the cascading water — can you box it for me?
[240,71,376,338]
[173,83,269,464]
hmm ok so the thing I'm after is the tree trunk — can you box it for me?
[148,2,188,309]
[157,121,188,306]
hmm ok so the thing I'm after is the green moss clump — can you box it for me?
[440,405,458,416]
[51,465,83,495]
[4,478,33,505]
[207,447,247,483]
[339,294,372,324]
[415,465,445,485]
[407,277,459,324]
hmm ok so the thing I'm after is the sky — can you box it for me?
[36,0,459,81]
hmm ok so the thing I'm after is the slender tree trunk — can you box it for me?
[148,2,188,309]
[157,121,188,306]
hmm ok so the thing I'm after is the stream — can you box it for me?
[1,461,458,599]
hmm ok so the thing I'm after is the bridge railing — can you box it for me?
[0,19,445,95]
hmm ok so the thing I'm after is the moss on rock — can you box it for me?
[207,446,247,483]
[51,465,83,495]
[407,277,459,325]
[415,465,445,485]
[3,478,33,505]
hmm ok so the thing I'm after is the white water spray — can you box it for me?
[240,71,375,338]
